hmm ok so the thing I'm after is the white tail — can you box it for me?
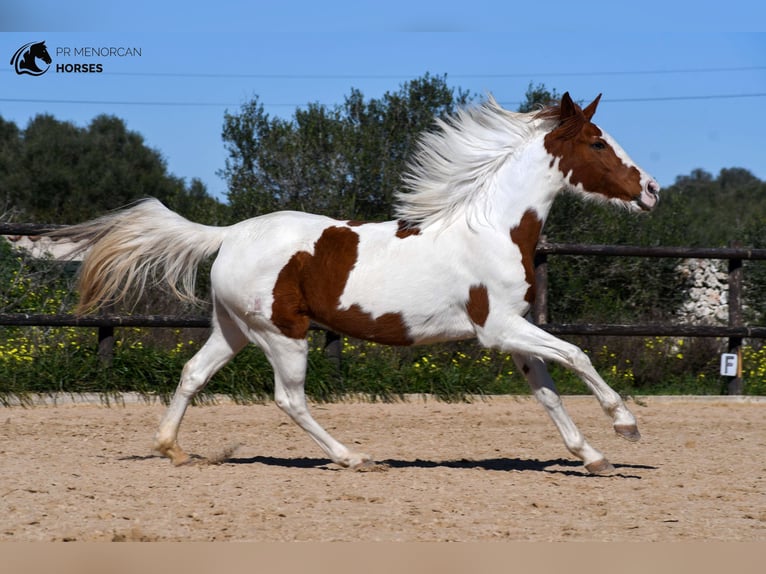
[50,199,227,314]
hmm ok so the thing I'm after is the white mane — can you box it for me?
[395,96,555,229]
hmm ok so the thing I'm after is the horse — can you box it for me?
[11,41,52,76]
[52,93,660,474]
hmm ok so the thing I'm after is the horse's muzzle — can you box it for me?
[636,180,660,211]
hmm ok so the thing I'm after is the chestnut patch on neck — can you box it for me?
[510,210,543,304]
[271,226,413,345]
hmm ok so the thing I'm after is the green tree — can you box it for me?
[220,73,471,221]
[343,75,472,219]
[166,177,230,226]
[0,118,22,216]
[0,113,223,224]
[517,82,561,113]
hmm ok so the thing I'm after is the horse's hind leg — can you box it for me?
[512,353,614,474]
[257,331,372,469]
[154,308,247,465]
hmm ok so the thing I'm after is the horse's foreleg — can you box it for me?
[261,333,372,469]
[511,353,614,474]
[154,314,247,465]
[480,316,640,472]
[493,317,640,438]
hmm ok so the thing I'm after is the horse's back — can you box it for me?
[211,211,357,326]
[213,209,340,283]
[211,210,480,344]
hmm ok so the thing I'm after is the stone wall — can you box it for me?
[676,258,729,325]
[2,235,84,261]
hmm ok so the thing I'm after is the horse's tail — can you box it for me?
[48,198,229,315]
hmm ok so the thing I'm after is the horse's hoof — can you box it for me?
[343,452,373,469]
[353,460,390,472]
[585,458,615,475]
[155,443,192,466]
[614,424,641,442]
[173,454,200,466]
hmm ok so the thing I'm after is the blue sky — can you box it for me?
[1,2,765,204]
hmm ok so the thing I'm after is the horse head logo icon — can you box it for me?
[10,41,52,76]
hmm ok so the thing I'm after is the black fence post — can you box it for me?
[727,241,744,395]
[97,325,115,367]
[323,330,342,372]
[533,235,548,325]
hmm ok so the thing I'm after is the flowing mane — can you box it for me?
[395,96,558,229]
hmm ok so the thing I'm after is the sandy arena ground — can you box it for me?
[1,395,764,542]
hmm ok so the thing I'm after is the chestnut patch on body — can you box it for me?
[346,219,421,239]
[396,220,421,239]
[510,210,543,304]
[271,226,413,345]
[465,284,489,327]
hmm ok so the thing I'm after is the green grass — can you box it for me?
[0,327,760,406]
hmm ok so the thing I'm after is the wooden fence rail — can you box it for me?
[533,239,766,394]
[4,223,766,394]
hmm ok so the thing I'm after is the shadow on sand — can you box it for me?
[223,454,655,478]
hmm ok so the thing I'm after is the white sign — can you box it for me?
[720,353,738,377]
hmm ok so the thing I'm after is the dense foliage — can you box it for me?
[0,114,225,224]
[220,73,471,221]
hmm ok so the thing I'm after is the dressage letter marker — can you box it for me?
[720,353,738,377]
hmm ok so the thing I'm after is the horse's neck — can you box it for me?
[484,136,561,231]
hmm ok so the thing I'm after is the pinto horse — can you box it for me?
[54,93,659,474]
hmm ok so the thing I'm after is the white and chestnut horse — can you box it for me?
[55,93,659,474]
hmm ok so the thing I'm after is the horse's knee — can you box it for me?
[178,363,208,396]
[566,347,594,374]
[274,387,308,420]
[274,394,290,412]
[533,385,562,411]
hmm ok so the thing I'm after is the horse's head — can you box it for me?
[543,92,659,212]
[31,41,52,65]
[12,41,52,75]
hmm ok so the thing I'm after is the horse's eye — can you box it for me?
[591,141,606,150]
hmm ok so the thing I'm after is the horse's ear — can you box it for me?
[559,92,577,122]
[582,94,602,121]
